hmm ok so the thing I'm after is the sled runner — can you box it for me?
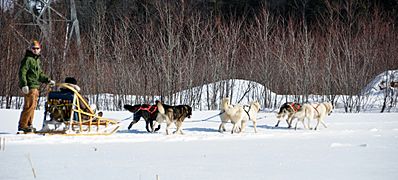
[37,83,119,135]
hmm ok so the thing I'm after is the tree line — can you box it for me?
[0,0,397,111]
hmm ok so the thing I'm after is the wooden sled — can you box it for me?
[38,83,119,135]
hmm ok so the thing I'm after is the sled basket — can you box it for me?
[39,83,119,135]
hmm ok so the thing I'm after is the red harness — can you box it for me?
[290,102,301,112]
[138,105,158,115]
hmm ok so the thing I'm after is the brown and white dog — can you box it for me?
[155,100,192,135]
[275,102,301,128]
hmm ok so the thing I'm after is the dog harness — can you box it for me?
[137,105,158,115]
[133,104,158,114]
[288,102,301,112]
[243,105,252,120]
[311,104,321,115]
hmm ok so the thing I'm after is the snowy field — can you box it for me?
[1,109,398,180]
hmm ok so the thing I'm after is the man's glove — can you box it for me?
[49,80,56,86]
[22,86,29,94]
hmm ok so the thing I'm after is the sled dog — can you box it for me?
[155,101,192,135]
[275,102,301,128]
[218,97,246,134]
[240,101,261,133]
[124,104,160,133]
[291,102,333,130]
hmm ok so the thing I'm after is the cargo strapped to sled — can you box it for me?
[39,83,119,135]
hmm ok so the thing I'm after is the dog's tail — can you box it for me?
[156,100,165,114]
[323,102,333,115]
[155,100,169,123]
[302,104,314,119]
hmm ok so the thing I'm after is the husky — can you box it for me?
[291,102,333,130]
[240,101,261,133]
[218,97,246,134]
[275,102,301,128]
[155,101,192,135]
[313,102,333,130]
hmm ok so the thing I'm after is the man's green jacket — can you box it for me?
[19,50,50,89]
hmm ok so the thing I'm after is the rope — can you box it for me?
[120,115,134,121]
[186,113,267,123]
[236,84,254,104]
[121,110,268,123]
[185,111,224,123]
[256,115,267,120]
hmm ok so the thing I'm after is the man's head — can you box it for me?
[30,40,41,55]
[64,77,77,85]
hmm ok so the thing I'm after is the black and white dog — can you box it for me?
[275,102,301,128]
[155,100,192,135]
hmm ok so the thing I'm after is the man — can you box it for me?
[18,40,55,133]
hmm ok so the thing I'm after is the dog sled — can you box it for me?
[37,83,120,135]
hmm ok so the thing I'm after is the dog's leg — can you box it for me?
[165,121,173,135]
[274,119,281,127]
[219,114,227,132]
[309,119,315,130]
[149,119,158,133]
[252,118,257,133]
[287,114,294,128]
[315,117,327,130]
[301,118,308,129]
[145,120,152,133]
[314,119,319,130]
[240,120,246,133]
[307,117,313,130]
[149,120,155,132]
[174,120,184,135]
[320,118,328,128]
[231,121,242,134]
[153,120,161,132]
[128,120,139,130]
[231,123,236,134]
[275,112,284,127]
[294,118,300,130]
[314,115,323,130]
[218,122,226,133]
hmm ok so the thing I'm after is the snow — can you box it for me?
[1,71,398,180]
[361,70,398,96]
[1,109,398,180]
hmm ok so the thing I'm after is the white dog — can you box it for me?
[218,97,245,134]
[291,102,333,130]
[313,102,333,130]
[240,101,261,133]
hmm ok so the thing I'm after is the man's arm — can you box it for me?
[19,58,28,88]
